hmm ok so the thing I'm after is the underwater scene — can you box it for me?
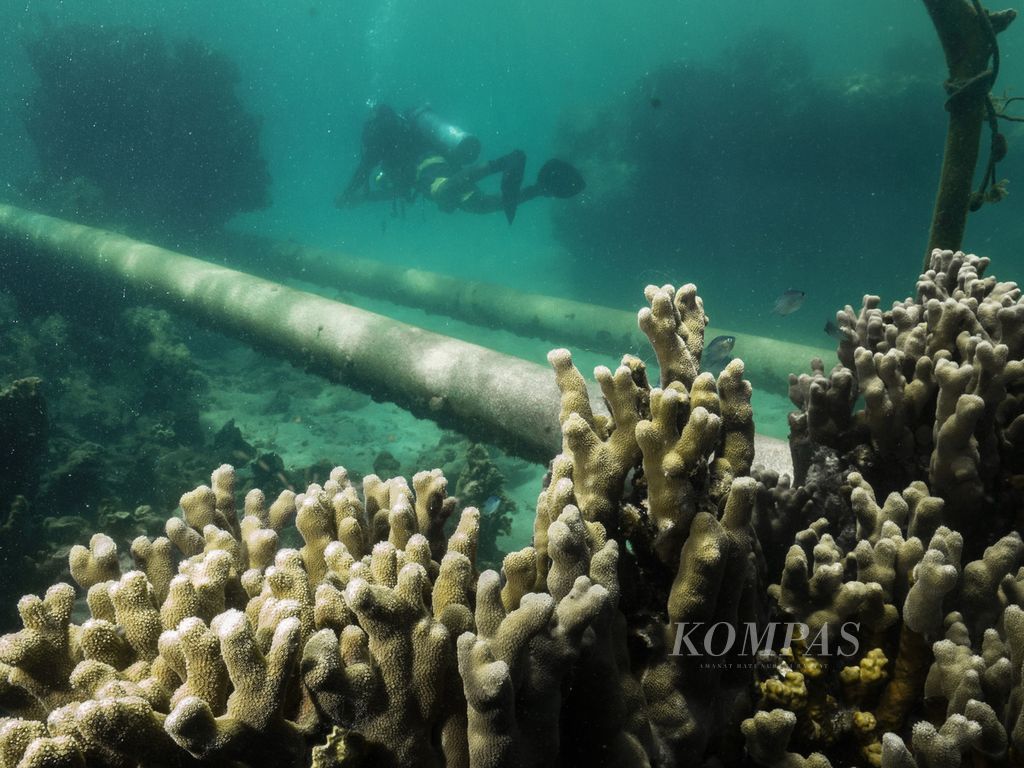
[1,0,1024,765]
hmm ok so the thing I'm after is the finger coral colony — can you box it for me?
[1,249,1023,767]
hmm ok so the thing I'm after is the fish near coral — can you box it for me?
[702,335,735,370]
[823,320,844,341]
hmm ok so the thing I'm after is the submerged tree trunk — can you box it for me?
[921,0,1015,271]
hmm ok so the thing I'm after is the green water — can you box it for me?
[1,0,1023,584]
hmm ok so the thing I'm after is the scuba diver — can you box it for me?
[336,104,585,223]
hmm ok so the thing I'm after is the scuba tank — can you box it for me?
[408,106,481,165]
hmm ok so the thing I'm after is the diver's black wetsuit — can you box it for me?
[337,105,424,206]
[337,104,583,223]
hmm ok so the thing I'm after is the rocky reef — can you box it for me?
[549,39,951,309]
[18,24,270,235]
[0,250,1022,767]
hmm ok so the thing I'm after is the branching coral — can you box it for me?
[3,264,1023,768]
[0,457,665,767]
[747,251,1024,768]
[751,475,1024,767]
[0,279,764,767]
[787,250,1024,555]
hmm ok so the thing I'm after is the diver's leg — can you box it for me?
[443,149,526,189]
[455,157,583,218]
[439,164,489,191]
[457,192,504,214]
[456,182,551,216]
[497,151,527,222]
[456,184,545,215]
[517,184,541,204]
[437,151,527,222]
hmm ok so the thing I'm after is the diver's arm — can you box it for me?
[335,154,376,208]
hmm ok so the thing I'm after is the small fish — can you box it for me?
[703,335,735,369]
[482,495,501,517]
[824,320,845,341]
[650,96,663,109]
[773,290,805,316]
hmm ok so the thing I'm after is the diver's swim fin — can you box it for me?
[537,159,585,198]
[500,150,526,223]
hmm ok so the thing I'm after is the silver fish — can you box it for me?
[703,335,736,369]
[483,495,501,517]
[773,290,805,316]
[824,320,845,341]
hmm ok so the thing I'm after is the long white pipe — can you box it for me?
[0,204,792,474]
